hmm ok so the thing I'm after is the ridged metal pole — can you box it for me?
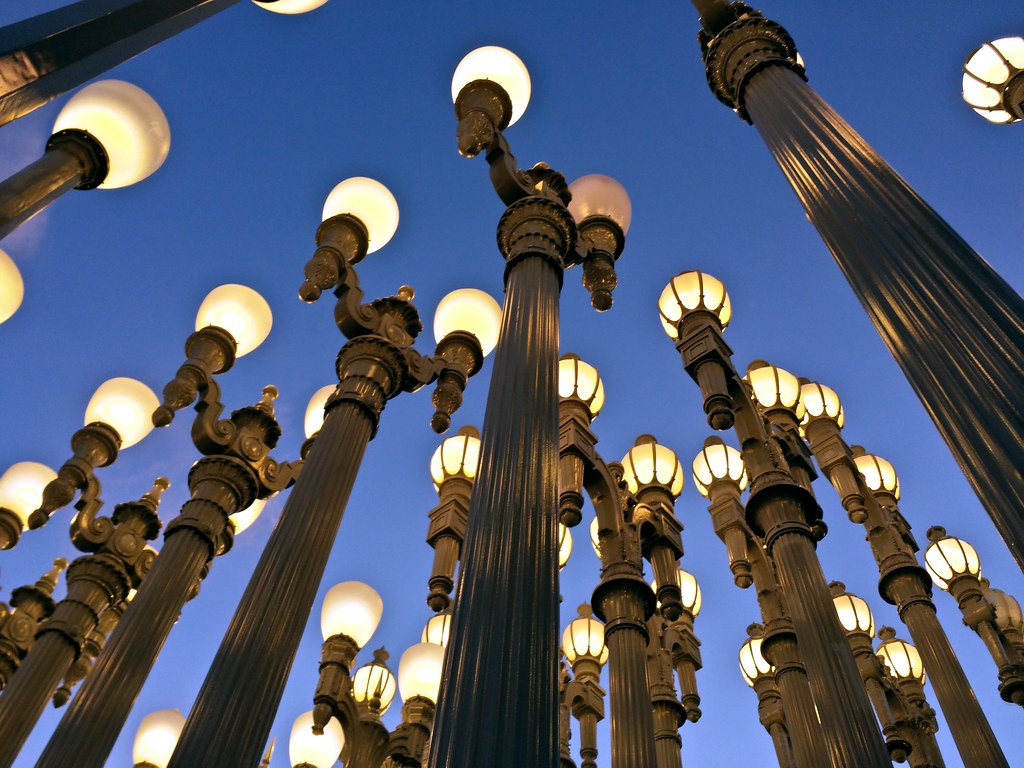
[695,7,1024,569]
[429,196,568,767]
[34,468,245,768]
[167,338,405,768]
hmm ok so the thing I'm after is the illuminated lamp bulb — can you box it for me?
[691,437,747,497]
[0,249,24,323]
[85,377,159,449]
[288,710,344,768]
[322,177,399,254]
[320,581,383,647]
[132,709,185,768]
[0,462,57,530]
[567,174,632,233]
[304,384,335,439]
[398,642,444,703]
[433,288,502,356]
[451,46,531,126]
[195,284,272,358]
[658,270,731,339]
[53,80,170,189]
[620,435,684,497]
[558,354,605,418]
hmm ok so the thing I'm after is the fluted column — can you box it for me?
[717,23,1024,568]
[749,484,889,768]
[168,338,404,768]
[592,576,658,768]
[34,462,251,768]
[430,196,568,767]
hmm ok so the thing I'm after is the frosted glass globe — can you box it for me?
[321,177,399,254]
[451,46,531,126]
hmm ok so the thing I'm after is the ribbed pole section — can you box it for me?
[651,700,682,768]
[429,253,561,768]
[0,633,75,767]
[762,633,828,768]
[34,528,210,768]
[167,348,395,768]
[594,579,658,768]
[743,66,1024,569]
[752,487,890,768]
[900,597,1008,767]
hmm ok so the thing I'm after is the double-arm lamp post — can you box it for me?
[686,0,1024,570]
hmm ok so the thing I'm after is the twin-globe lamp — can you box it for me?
[962,37,1024,123]
[0,80,170,241]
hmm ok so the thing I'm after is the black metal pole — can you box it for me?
[166,338,406,768]
[428,197,569,767]
[0,131,106,240]
[34,463,248,768]
[0,0,245,127]
[695,8,1024,570]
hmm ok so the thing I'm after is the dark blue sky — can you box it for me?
[0,1,1022,766]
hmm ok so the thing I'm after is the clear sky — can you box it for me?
[0,1,1022,766]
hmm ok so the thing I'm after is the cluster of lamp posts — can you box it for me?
[0,4,1022,768]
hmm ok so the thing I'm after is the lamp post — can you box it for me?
[430,45,631,768]
[0,477,166,767]
[874,628,947,768]
[801,385,1011,767]
[161,176,493,768]
[662,268,890,766]
[685,0,1024,571]
[34,369,296,768]
[924,527,1024,706]
[0,558,66,690]
[738,624,794,768]
[691,436,830,768]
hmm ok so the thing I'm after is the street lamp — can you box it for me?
[924,527,1024,706]
[685,0,1024,571]
[962,37,1024,123]
[0,80,170,240]
[663,267,890,767]
[801,377,1012,766]
[738,624,793,768]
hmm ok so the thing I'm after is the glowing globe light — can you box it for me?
[433,288,502,356]
[621,437,684,497]
[451,46,531,127]
[0,249,24,324]
[398,642,445,703]
[0,462,58,529]
[132,709,185,768]
[229,497,267,536]
[84,377,159,449]
[320,581,383,647]
[322,177,399,254]
[567,174,632,233]
[252,0,329,14]
[558,354,605,418]
[658,271,731,339]
[195,284,272,358]
[288,710,344,768]
[53,80,170,189]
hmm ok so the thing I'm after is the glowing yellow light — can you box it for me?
[53,80,170,189]
[84,377,159,449]
[451,46,532,126]
[194,284,272,357]
[433,288,502,356]
[321,177,399,253]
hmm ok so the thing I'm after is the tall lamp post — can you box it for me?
[686,0,1024,570]
[429,45,631,767]
[661,268,891,767]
